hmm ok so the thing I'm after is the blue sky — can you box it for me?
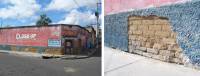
[0,0,101,27]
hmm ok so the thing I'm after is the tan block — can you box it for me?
[137,25,148,31]
[155,31,170,38]
[159,50,174,57]
[137,36,147,42]
[132,20,142,25]
[133,50,143,55]
[154,19,169,25]
[142,52,153,58]
[171,44,182,52]
[44,48,63,55]
[132,30,142,35]
[132,41,141,46]
[142,20,154,25]
[143,30,155,37]
[162,38,176,45]
[160,55,171,62]
[129,35,137,41]
[175,51,183,58]
[137,47,147,52]
[29,48,37,53]
[154,38,162,43]
[162,25,171,31]
[140,41,146,47]
[153,43,168,50]
[149,25,162,31]
[147,48,159,54]
[152,55,162,60]
[129,25,138,31]
[145,42,154,48]
[129,21,132,25]
[171,32,177,38]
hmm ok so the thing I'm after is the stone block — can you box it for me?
[162,38,176,45]
[168,44,182,52]
[137,47,147,52]
[140,41,146,47]
[153,43,168,50]
[160,55,171,62]
[147,48,159,54]
[154,19,169,25]
[155,31,170,38]
[133,50,143,55]
[162,25,171,31]
[159,50,174,57]
[142,20,154,25]
[170,32,177,38]
[137,36,147,42]
[129,35,137,41]
[129,25,138,31]
[132,20,142,25]
[175,51,182,58]
[149,25,162,31]
[143,30,155,37]
[151,55,161,60]
[138,25,148,31]
[145,42,154,48]
[128,30,133,34]
[132,41,141,46]
[132,30,142,35]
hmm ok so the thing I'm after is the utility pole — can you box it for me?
[95,2,101,48]
[0,18,2,28]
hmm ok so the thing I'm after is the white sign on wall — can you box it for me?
[48,39,61,47]
[16,33,37,40]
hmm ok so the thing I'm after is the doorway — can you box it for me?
[64,40,73,55]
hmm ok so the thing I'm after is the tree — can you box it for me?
[36,14,52,26]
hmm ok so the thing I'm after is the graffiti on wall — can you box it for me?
[0,26,61,47]
[16,33,37,40]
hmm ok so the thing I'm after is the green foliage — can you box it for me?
[36,14,52,26]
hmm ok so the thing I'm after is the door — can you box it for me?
[64,40,73,55]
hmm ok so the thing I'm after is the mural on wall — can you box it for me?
[0,26,61,47]
[105,1,200,66]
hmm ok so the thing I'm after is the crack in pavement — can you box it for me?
[104,58,146,74]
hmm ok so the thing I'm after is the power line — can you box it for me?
[73,0,80,8]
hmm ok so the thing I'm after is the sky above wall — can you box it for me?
[0,0,101,27]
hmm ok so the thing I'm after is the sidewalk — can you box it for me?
[104,47,200,76]
[0,50,89,59]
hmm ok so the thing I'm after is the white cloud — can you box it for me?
[57,9,96,26]
[46,0,98,11]
[0,0,41,19]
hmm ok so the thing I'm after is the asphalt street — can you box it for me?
[0,52,101,76]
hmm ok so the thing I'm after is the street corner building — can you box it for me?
[0,24,95,55]
[105,0,200,69]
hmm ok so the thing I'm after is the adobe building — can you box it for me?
[105,0,200,69]
[85,26,96,48]
[0,24,91,55]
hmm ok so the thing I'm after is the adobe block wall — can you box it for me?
[128,16,183,63]
[105,1,200,67]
